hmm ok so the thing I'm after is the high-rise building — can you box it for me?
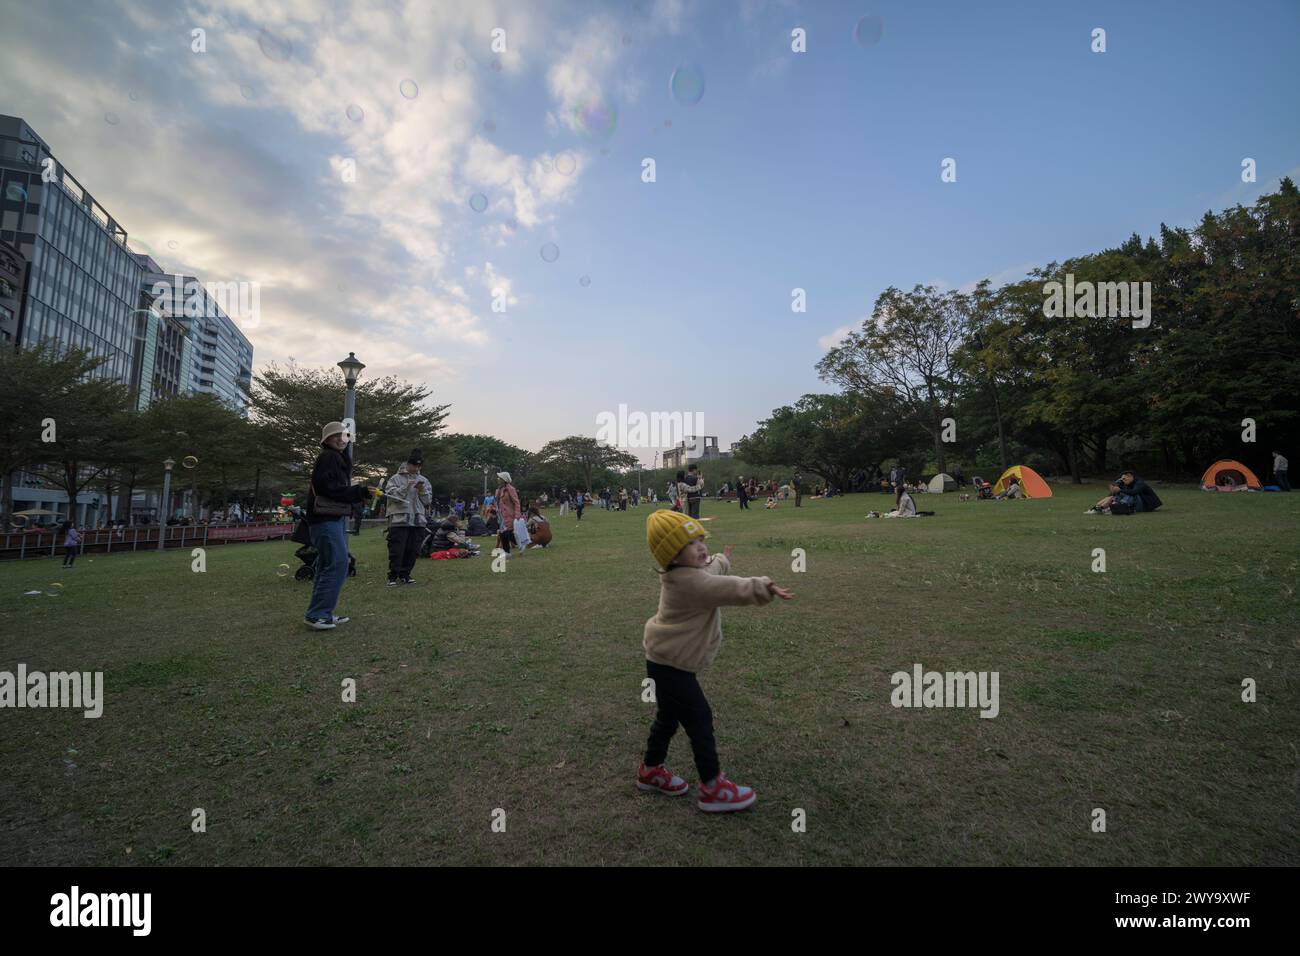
[0,115,144,385]
[0,237,26,345]
[143,268,253,411]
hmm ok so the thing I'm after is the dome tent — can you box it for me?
[992,465,1052,498]
[928,473,957,493]
[1200,459,1261,491]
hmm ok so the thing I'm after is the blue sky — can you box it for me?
[3,0,1298,461]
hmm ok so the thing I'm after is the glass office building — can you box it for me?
[0,115,144,386]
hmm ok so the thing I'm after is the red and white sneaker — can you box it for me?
[697,773,756,813]
[636,763,689,796]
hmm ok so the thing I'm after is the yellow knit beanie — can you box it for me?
[646,509,708,568]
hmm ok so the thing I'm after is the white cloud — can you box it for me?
[818,323,859,350]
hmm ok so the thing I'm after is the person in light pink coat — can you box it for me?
[495,471,522,553]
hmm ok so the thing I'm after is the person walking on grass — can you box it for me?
[736,476,750,510]
[636,510,794,813]
[495,471,521,554]
[1273,450,1290,491]
[574,487,586,521]
[305,422,372,631]
[61,522,80,568]
[383,448,432,587]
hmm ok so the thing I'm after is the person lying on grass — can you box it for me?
[637,510,794,813]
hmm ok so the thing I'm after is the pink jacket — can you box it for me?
[497,482,520,527]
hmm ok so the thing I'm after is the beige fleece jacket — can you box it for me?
[643,554,774,673]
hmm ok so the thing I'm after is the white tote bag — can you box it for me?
[512,516,531,549]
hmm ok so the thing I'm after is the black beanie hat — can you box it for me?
[408,448,424,465]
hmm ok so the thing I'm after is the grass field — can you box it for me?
[1,485,1297,866]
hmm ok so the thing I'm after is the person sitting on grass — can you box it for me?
[887,485,918,517]
[427,515,479,558]
[637,510,794,813]
[525,506,552,548]
[1087,469,1162,514]
[765,495,777,509]
[995,476,1024,500]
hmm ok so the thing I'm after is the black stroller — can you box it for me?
[290,519,357,581]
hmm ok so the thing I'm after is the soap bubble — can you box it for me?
[276,563,291,577]
[469,193,488,213]
[259,28,292,63]
[490,58,502,72]
[128,91,141,102]
[453,57,466,71]
[539,242,560,263]
[346,104,364,122]
[104,112,120,126]
[240,84,256,100]
[399,79,419,99]
[255,37,291,69]
[482,119,496,132]
[554,152,577,175]
[573,98,617,139]
[167,240,179,249]
[4,182,27,202]
[182,455,199,469]
[853,15,883,47]
[670,64,705,105]
[504,217,519,232]
[46,583,64,597]
[579,275,591,287]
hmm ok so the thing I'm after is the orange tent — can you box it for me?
[992,465,1053,498]
[1200,459,1261,491]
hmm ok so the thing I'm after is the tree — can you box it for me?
[535,436,637,491]
[33,367,135,515]
[735,393,909,490]
[817,284,966,474]
[0,345,106,524]
[249,363,450,482]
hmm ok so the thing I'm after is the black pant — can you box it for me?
[795,491,802,507]
[498,528,517,552]
[63,546,76,567]
[575,505,584,520]
[1277,471,1291,491]
[644,660,719,783]
[687,496,701,519]
[386,525,422,579]
[738,496,749,509]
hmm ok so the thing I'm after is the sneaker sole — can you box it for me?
[697,793,757,813]
[305,622,336,630]
[636,781,690,796]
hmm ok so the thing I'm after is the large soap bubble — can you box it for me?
[669,64,705,105]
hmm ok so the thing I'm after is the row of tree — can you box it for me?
[5,180,1294,521]
[737,179,1300,486]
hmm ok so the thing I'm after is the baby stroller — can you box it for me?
[290,519,357,581]
[972,476,994,500]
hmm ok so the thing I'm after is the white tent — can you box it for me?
[928,473,957,493]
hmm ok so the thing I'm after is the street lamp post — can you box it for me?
[158,457,175,550]
[483,467,489,499]
[337,352,366,456]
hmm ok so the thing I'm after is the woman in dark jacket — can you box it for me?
[304,421,371,630]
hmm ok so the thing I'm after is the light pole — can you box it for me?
[158,457,175,550]
[483,467,489,499]
[337,352,366,456]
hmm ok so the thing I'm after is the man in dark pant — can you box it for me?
[793,472,802,507]
[736,477,749,510]
[643,660,718,786]
[685,464,703,519]
[386,524,423,582]
[1273,450,1290,491]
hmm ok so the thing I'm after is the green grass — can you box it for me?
[1,486,1297,866]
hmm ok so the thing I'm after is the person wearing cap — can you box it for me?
[383,448,433,586]
[494,471,521,554]
[636,509,794,813]
[304,422,373,630]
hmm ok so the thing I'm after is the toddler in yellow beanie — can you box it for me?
[637,509,794,812]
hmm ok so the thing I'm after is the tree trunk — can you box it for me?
[251,466,262,520]
[990,382,1009,471]
[1,467,13,526]
[1093,434,1108,474]
[1066,435,1082,484]
[927,385,948,475]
